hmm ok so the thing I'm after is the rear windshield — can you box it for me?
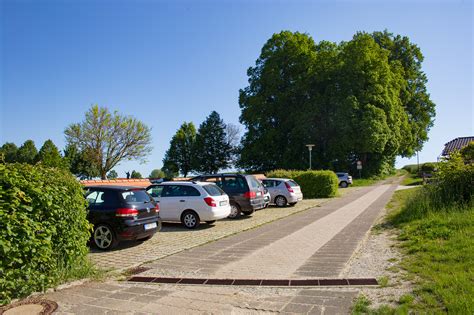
[202,184,226,196]
[287,180,299,187]
[247,176,262,189]
[121,190,152,203]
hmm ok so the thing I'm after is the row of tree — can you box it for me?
[162,111,239,177]
[0,139,66,168]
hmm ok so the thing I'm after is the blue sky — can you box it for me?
[1,0,472,177]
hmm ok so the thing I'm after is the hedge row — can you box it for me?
[402,162,438,174]
[0,163,92,305]
[266,169,339,198]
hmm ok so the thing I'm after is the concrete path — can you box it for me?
[41,182,398,314]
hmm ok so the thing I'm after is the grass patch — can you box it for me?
[378,275,390,288]
[400,173,423,186]
[351,178,380,187]
[352,294,413,315]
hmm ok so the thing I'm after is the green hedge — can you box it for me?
[266,169,339,198]
[0,163,92,305]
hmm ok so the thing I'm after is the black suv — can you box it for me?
[190,173,266,218]
[85,186,162,250]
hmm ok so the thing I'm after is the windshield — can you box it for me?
[121,190,152,203]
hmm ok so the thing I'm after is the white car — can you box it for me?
[261,178,303,207]
[146,181,231,229]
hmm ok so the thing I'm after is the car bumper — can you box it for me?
[288,193,303,203]
[118,217,162,241]
[200,205,231,221]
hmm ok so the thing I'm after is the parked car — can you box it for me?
[146,181,231,229]
[261,178,303,207]
[190,173,266,218]
[85,186,161,250]
[336,172,352,188]
[263,187,271,208]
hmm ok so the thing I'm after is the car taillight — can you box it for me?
[153,203,160,213]
[204,197,217,207]
[243,191,256,199]
[285,182,294,193]
[116,208,139,217]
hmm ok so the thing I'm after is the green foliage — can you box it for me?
[162,122,196,177]
[384,155,474,313]
[0,143,18,163]
[239,30,435,177]
[162,161,179,179]
[65,104,152,179]
[64,144,99,179]
[0,163,92,305]
[131,170,142,179]
[107,170,118,179]
[266,169,338,198]
[193,111,232,174]
[149,169,165,178]
[402,164,419,174]
[36,139,66,168]
[420,162,436,173]
[460,141,474,163]
[16,140,38,164]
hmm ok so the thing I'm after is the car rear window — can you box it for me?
[202,184,226,196]
[287,180,299,187]
[121,190,152,203]
[247,176,262,189]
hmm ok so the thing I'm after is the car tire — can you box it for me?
[242,208,254,216]
[289,202,297,206]
[93,224,119,250]
[181,210,200,229]
[275,195,287,207]
[206,220,216,225]
[228,203,241,219]
[340,181,348,188]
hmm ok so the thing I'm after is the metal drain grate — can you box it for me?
[0,298,58,315]
[127,276,378,286]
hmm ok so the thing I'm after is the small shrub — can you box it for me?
[266,169,338,198]
[0,163,92,305]
[421,162,436,174]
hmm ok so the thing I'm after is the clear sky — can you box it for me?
[1,0,473,178]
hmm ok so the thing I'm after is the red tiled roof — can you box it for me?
[441,136,474,156]
[81,178,152,187]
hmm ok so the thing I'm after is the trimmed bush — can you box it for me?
[266,169,338,198]
[421,162,436,173]
[0,163,92,305]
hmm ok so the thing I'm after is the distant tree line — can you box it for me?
[162,111,239,177]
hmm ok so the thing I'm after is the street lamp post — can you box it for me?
[306,144,315,170]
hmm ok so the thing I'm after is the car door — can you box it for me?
[158,185,186,221]
[85,189,118,225]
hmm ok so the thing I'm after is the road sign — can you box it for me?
[357,160,362,170]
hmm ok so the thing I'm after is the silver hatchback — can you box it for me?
[261,178,303,207]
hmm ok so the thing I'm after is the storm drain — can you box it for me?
[127,276,378,286]
[0,298,58,315]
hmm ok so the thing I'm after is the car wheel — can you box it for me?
[228,203,241,219]
[182,210,200,229]
[340,181,348,188]
[93,224,118,250]
[206,220,216,225]
[275,195,287,207]
[289,202,297,206]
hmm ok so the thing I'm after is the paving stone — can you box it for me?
[106,292,138,300]
[68,304,108,315]
[281,303,315,313]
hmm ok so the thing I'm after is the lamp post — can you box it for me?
[306,144,315,170]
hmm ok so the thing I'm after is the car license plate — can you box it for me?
[144,222,157,230]
[220,200,228,206]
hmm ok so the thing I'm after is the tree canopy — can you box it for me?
[36,139,66,168]
[162,122,196,177]
[238,30,435,176]
[193,111,232,174]
[149,168,165,178]
[131,170,142,179]
[16,140,38,165]
[65,105,152,179]
[107,170,118,179]
[64,144,100,179]
[0,143,18,163]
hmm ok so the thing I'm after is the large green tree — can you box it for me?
[0,143,18,163]
[238,30,435,176]
[36,139,66,168]
[64,144,100,179]
[16,140,38,164]
[162,122,196,177]
[149,168,165,178]
[65,105,152,179]
[193,111,231,174]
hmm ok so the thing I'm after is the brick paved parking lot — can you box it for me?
[89,196,340,270]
